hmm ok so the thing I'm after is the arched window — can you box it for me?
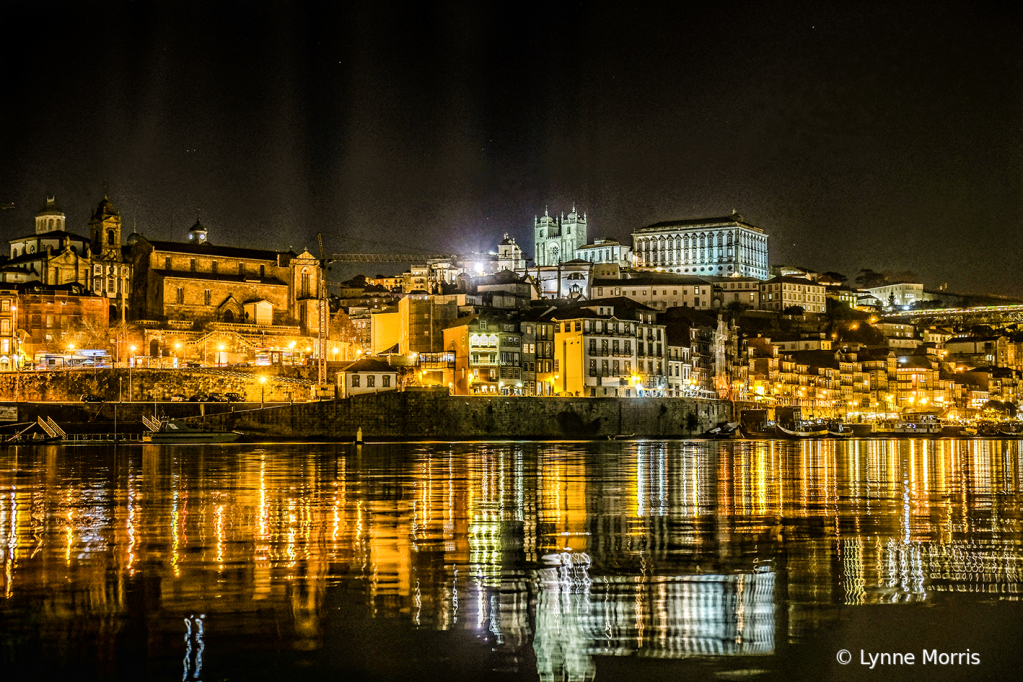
[107,230,115,245]
[301,269,311,297]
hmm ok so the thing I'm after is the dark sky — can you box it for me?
[1,1,1020,294]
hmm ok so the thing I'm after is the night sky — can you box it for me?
[1,1,1020,294]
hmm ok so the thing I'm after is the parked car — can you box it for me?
[208,392,230,402]
[224,392,244,402]
[80,393,103,403]
[169,394,187,402]
[188,393,211,402]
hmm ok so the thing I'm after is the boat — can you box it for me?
[772,406,829,439]
[997,423,1023,438]
[775,423,829,439]
[142,417,242,444]
[739,409,777,439]
[704,422,741,439]
[871,413,942,437]
[827,423,855,438]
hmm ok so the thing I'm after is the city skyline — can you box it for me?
[2,1,1019,295]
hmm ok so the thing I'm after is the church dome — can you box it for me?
[36,196,64,217]
[126,231,142,246]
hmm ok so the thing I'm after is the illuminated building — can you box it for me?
[631,213,769,279]
[2,194,132,318]
[759,275,826,313]
[534,206,588,267]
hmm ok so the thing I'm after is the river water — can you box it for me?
[1,439,1021,681]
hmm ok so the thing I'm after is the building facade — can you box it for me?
[131,224,302,328]
[631,213,770,279]
[3,195,132,318]
[534,207,588,266]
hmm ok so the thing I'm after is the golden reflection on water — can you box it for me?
[0,439,1020,680]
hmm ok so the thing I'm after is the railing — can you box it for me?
[64,433,147,444]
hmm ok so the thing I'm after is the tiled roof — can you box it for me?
[145,239,292,261]
[634,215,763,233]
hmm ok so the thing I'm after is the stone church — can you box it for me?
[533,206,587,266]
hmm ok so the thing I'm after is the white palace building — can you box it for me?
[631,213,770,280]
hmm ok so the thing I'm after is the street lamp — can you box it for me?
[260,375,267,406]
[129,345,136,401]
[174,342,182,368]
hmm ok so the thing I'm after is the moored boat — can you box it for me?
[871,413,942,438]
[775,423,829,439]
[142,417,242,444]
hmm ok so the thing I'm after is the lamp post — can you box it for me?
[260,375,267,406]
[129,345,136,401]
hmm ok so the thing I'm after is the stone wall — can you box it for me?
[0,368,307,403]
[195,389,734,440]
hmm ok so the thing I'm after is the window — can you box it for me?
[0,320,8,333]
[239,263,245,275]
[382,375,390,388]
[352,375,360,387]
[190,259,196,271]
[204,289,211,306]
[1,300,8,312]
[260,265,265,277]
[176,287,184,304]
[0,339,8,353]
[212,261,218,274]
[368,375,375,388]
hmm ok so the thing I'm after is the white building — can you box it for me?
[576,238,632,268]
[631,213,770,279]
[337,357,399,397]
[864,282,934,308]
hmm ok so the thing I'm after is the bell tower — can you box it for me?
[89,194,123,261]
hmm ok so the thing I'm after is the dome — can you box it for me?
[126,231,141,246]
[36,195,64,217]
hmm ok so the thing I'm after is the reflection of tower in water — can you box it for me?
[182,614,205,681]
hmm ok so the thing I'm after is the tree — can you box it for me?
[783,305,805,316]
[855,269,887,288]
[821,271,848,284]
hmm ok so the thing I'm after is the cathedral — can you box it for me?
[533,207,587,266]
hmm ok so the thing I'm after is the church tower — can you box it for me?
[562,205,587,258]
[188,219,208,243]
[89,194,123,261]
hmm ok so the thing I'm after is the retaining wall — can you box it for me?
[195,390,734,440]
